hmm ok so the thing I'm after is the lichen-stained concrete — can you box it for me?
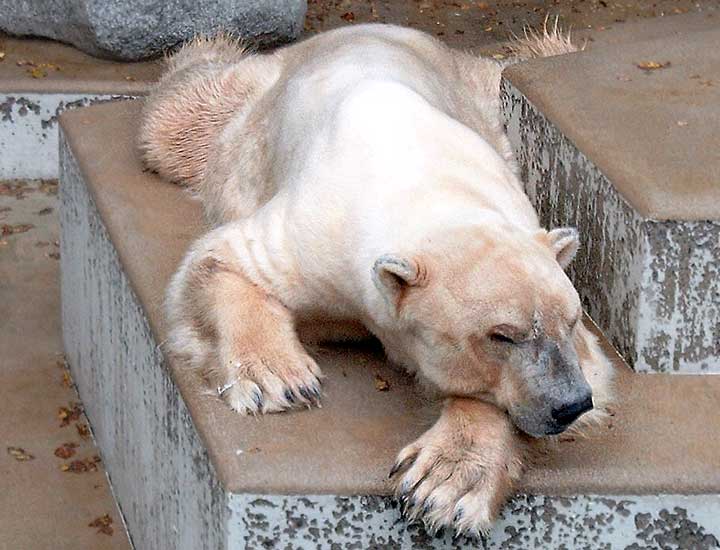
[58,96,720,549]
[0,94,133,180]
[501,28,720,373]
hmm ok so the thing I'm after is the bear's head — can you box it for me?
[372,225,592,437]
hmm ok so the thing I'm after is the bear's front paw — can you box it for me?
[389,398,523,538]
[217,346,324,415]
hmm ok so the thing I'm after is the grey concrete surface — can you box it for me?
[58,92,720,549]
[0,180,130,549]
[501,26,720,373]
[0,94,133,180]
[0,0,306,61]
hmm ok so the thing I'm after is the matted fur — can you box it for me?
[142,23,610,538]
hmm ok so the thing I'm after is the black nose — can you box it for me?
[551,394,593,426]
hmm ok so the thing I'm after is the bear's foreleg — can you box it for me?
[389,397,527,537]
[165,223,323,414]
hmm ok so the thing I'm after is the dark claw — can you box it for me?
[452,508,464,524]
[252,391,264,410]
[388,461,402,479]
[399,494,410,516]
[284,389,296,403]
[422,500,434,516]
[311,385,322,399]
[298,386,313,402]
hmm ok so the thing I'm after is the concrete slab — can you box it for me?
[502,26,720,373]
[59,99,720,547]
[1,8,718,181]
[0,180,130,549]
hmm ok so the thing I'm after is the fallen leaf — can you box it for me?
[89,514,114,535]
[61,455,101,473]
[0,183,26,198]
[61,369,73,388]
[374,374,390,392]
[636,61,671,71]
[39,181,58,195]
[54,442,79,459]
[76,423,91,439]
[7,446,35,461]
[340,11,355,22]
[58,402,83,427]
[1,223,34,236]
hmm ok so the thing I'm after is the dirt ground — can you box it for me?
[304,0,713,48]
[0,181,129,550]
[1,1,717,548]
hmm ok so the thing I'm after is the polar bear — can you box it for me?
[139,23,613,536]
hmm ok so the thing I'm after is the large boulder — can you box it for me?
[0,0,307,61]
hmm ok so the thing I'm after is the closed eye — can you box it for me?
[490,332,517,345]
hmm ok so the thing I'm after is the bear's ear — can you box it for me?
[547,227,580,268]
[372,254,425,310]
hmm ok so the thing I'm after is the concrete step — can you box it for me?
[501,24,720,373]
[59,99,720,548]
[0,35,158,180]
[3,9,718,181]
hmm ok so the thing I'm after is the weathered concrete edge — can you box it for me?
[59,115,720,549]
[500,76,720,373]
[0,93,138,180]
[228,493,720,549]
[60,130,228,550]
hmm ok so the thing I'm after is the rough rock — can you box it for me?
[0,0,307,61]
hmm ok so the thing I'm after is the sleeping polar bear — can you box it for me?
[139,23,613,536]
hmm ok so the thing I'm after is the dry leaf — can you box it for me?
[636,61,671,71]
[61,370,73,388]
[374,374,390,392]
[61,455,101,473]
[54,442,79,459]
[7,446,35,461]
[58,402,83,427]
[39,181,58,195]
[76,422,91,439]
[0,182,26,198]
[340,11,355,22]
[89,514,114,535]
[1,223,34,236]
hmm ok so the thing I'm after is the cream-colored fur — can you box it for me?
[139,24,611,536]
